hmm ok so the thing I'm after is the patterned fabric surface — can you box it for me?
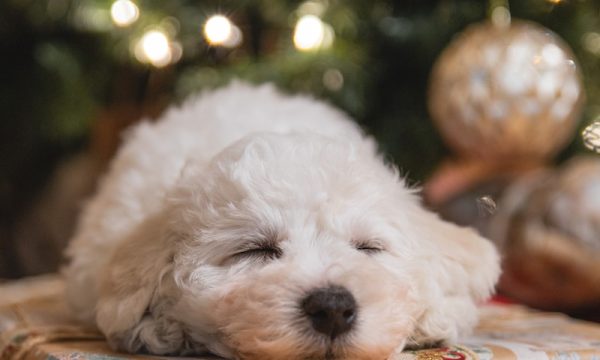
[1,275,600,360]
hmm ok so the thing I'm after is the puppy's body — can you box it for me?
[65,83,499,359]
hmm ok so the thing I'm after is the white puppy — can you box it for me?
[64,82,500,360]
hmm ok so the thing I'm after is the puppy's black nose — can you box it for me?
[301,285,357,339]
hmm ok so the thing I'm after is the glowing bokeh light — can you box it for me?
[204,15,233,45]
[73,3,111,31]
[294,15,333,51]
[110,0,139,27]
[135,30,172,67]
[583,32,600,55]
[297,1,325,17]
[221,24,243,48]
[322,68,344,91]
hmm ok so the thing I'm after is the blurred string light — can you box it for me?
[72,2,111,31]
[297,1,326,17]
[322,68,344,91]
[161,17,181,38]
[582,32,600,55]
[134,30,181,67]
[203,15,242,47]
[110,0,139,27]
[204,15,231,44]
[293,15,334,51]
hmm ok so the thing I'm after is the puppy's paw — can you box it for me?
[107,314,185,355]
[407,295,478,349]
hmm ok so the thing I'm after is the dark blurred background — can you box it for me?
[1,0,599,317]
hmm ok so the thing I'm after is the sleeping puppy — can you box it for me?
[64,82,499,359]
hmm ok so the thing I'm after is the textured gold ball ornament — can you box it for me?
[428,21,584,161]
[582,121,600,153]
[490,157,600,309]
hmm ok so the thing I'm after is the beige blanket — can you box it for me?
[2,275,600,360]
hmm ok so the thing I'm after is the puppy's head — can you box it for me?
[96,133,499,359]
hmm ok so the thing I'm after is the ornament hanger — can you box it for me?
[488,0,511,29]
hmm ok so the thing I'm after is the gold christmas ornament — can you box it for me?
[490,157,600,310]
[429,20,584,161]
[582,121,600,153]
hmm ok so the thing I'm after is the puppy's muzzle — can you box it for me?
[301,285,357,339]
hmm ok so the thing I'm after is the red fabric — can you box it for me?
[488,295,516,305]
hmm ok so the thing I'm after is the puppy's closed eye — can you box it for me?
[231,243,283,262]
[354,240,385,254]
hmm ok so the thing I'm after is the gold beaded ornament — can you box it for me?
[428,20,585,162]
[582,121,600,153]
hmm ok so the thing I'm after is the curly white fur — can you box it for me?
[64,82,500,359]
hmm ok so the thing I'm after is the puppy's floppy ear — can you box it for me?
[405,204,500,347]
[95,212,185,355]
